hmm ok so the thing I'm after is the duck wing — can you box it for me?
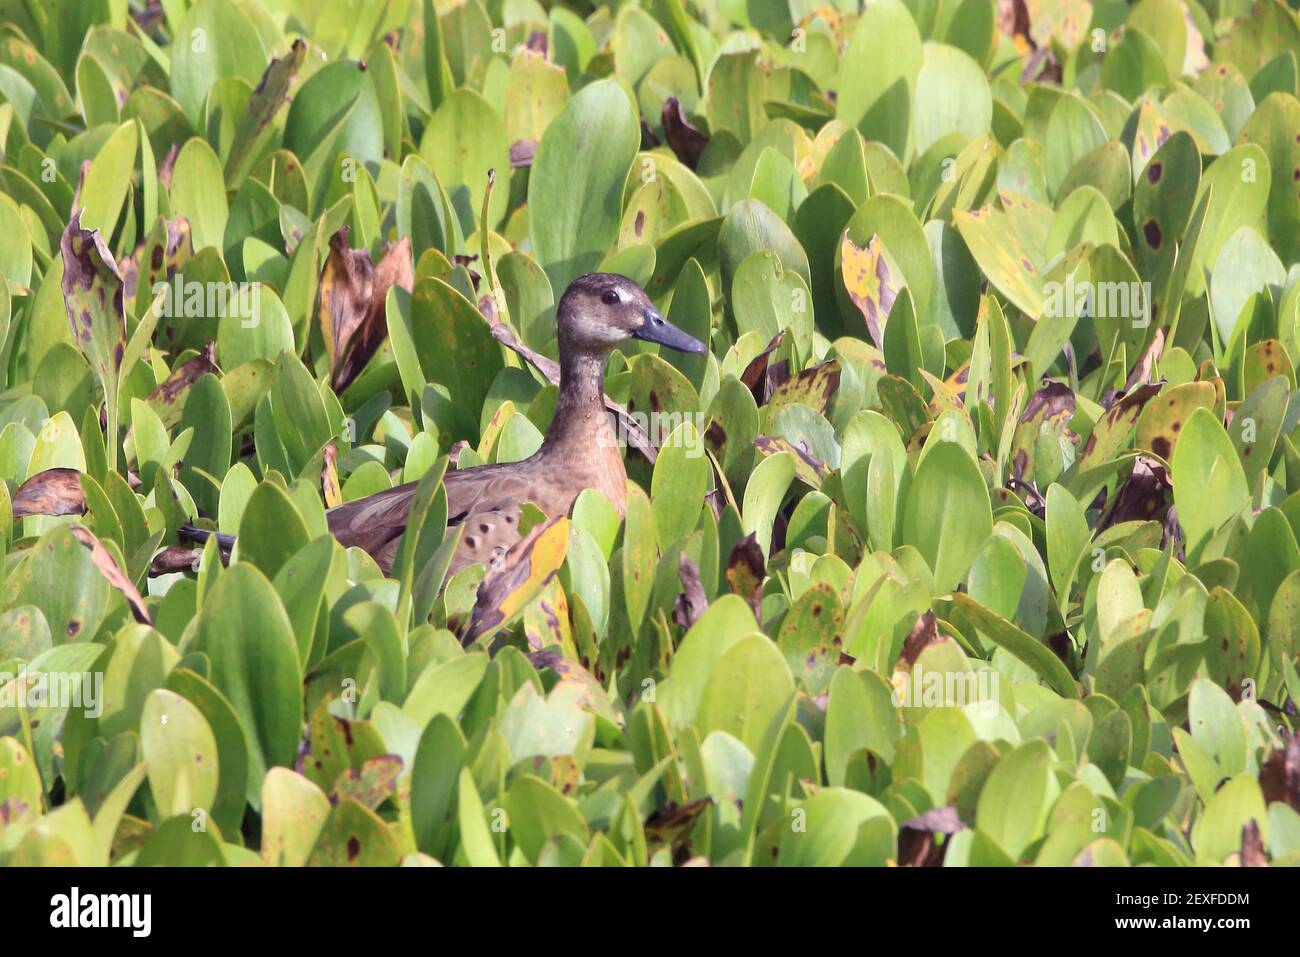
[325,460,553,572]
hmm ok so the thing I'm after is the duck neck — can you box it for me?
[542,347,614,453]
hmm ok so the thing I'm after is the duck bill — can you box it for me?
[633,307,707,355]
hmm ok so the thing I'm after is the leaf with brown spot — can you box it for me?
[145,342,219,428]
[1008,381,1075,483]
[69,525,150,624]
[130,217,193,320]
[226,38,308,186]
[524,650,616,721]
[776,582,843,695]
[464,517,570,644]
[876,375,932,442]
[840,232,899,348]
[61,214,127,467]
[12,468,87,519]
[523,579,574,655]
[304,797,402,866]
[767,360,840,417]
[1133,380,1216,461]
[753,434,829,487]
[1076,382,1162,470]
[330,754,403,811]
[321,443,341,509]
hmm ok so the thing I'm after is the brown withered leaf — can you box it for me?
[998,0,1032,40]
[898,611,941,669]
[1260,731,1300,812]
[740,331,788,404]
[899,805,966,867]
[318,228,415,392]
[149,546,205,576]
[1125,327,1165,391]
[1103,455,1172,530]
[725,533,765,621]
[70,526,150,624]
[487,319,658,464]
[662,96,708,169]
[509,140,537,168]
[1240,820,1269,867]
[145,342,219,429]
[157,143,180,190]
[13,468,87,519]
[673,553,708,630]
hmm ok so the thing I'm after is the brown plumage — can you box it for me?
[325,273,706,576]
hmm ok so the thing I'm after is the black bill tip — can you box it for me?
[633,307,707,355]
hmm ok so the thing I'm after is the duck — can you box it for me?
[324,272,706,576]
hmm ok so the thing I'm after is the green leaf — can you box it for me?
[529,79,638,292]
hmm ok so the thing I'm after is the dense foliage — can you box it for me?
[0,0,1298,866]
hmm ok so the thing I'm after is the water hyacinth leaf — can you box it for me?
[0,0,1295,874]
[1237,92,1300,264]
[651,422,710,551]
[953,201,1044,317]
[1171,407,1249,563]
[840,232,899,348]
[696,634,795,755]
[187,563,303,795]
[529,79,639,293]
[914,44,991,156]
[836,0,923,159]
[901,442,991,595]
[225,39,308,188]
[141,689,220,818]
[60,218,125,470]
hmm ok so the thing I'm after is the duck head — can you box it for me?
[557,273,707,357]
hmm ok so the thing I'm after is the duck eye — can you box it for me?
[601,290,620,305]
